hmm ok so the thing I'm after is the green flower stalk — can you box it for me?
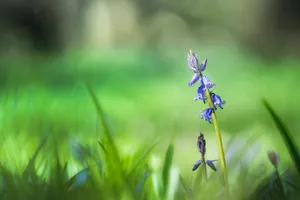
[205,89,229,192]
[187,50,229,194]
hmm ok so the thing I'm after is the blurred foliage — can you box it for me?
[1,0,300,58]
[1,84,300,200]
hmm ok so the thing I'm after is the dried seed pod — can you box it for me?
[197,133,206,156]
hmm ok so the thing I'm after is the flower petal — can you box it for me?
[192,160,202,171]
[200,108,213,123]
[201,76,215,90]
[200,58,207,71]
[211,93,226,110]
[188,73,200,87]
[194,85,206,101]
[206,160,217,171]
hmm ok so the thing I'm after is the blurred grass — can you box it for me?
[0,46,300,199]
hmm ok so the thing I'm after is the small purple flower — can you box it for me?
[206,160,217,171]
[200,58,207,71]
[200,76,215,90]
[187,50,200,73]
[211,93,226,110]
[192,160,202,171]
[200,108,213,123]
[194,85,206,102]
[188,73,200,87]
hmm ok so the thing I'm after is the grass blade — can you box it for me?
[127,138,160,177]
[179,174,191,197]
[86,83,134,197]
[262,99,300,175]
[23,135,48,179]
[162,144,174,198]
[86,82,123,174]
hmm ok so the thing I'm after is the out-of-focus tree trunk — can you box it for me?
[0,0,88,54]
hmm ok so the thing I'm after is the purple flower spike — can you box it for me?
[194,85,206,102]
[188,73,200,87]
[200,108,213,123]
[200,58,207,71]
[201,76,215,90]
[187,50,200,73]
[211,93,226,110]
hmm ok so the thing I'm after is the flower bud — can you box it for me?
[268,151,279,168]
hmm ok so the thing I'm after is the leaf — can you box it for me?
[86,83,119,159]
[262,99,300,176]
[162,144,174,198]
[86,83,132,195]
[98,141,107,155]
[179,174,192,197]
[86,83,123,173]
[127,138,160,177]
[225,133,260,169]
[23,135,48,180]
[135,170,150,196]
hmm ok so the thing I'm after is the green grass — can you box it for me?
[1,47,300,199]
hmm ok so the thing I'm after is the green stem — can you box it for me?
[204,89,229,194]
[275,169,285,196]
[201,155,208,181]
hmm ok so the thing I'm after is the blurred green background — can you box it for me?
[0,0,300,177]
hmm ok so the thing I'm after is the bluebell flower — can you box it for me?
[200,76,215,90]
[211,92,226,110]
[200,108,213,123]
[192,133,218,172]
[194,85,206,102]
[188,73,200,87]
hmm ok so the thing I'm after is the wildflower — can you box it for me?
[211,92,226,110]
[187,51,207,87]
[192,133,218,172]
[197,133,206,155]
[268,151,279,169]
[188,73,200,87]
[206,160,217,171]
[192,160,202,171]
[194,85,206,102]
[200,76,215,90]
[200,108,213,123]
[187,50,201,73]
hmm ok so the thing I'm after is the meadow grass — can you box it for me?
[0,48,300,199]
